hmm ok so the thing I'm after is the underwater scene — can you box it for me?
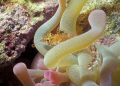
[0,0,120,86]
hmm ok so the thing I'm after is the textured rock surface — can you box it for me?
[0,2,31,66]
[0,0,58,67]
[77,0,120,37]
[0,0,58,85]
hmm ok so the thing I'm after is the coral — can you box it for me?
[0,0,59,67]
[95,36,118,47]
[0,2,31,66]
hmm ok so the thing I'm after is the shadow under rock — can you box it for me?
[0,39,38,86]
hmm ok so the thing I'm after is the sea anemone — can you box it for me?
[13,0,120,86]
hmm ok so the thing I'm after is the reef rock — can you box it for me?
[0,0,58,67]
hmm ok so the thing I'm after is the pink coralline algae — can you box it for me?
[0,1,59,67]
[0,2,31,67]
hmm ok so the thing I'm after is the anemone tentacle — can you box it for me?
[78,50,99,86]
[44,10,106,69]
[34,0,66,56]
[96,45,119,86]
[66,65,81,86]
[60,0,88,34]
[13,63,35,86]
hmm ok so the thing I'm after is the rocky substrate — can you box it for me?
[0,40,38,86]
[0,0,58,67]
[0,2,31,67]
[0,0,59,85]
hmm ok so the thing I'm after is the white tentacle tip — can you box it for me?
[88,10,107,29]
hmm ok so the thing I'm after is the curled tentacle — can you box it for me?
[34,0,66,56]
[44,10,106,69]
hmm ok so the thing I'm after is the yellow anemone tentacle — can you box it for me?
[112,67,120,86]
[66,65,81,86]
[34,0,66,56]
[44,10,106,69]
[80,65,98,86]
[78,50,92,66]
[109,41,120,57]
[78,50,99,86]
[57,54,78,67]
[60,0,88,34]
